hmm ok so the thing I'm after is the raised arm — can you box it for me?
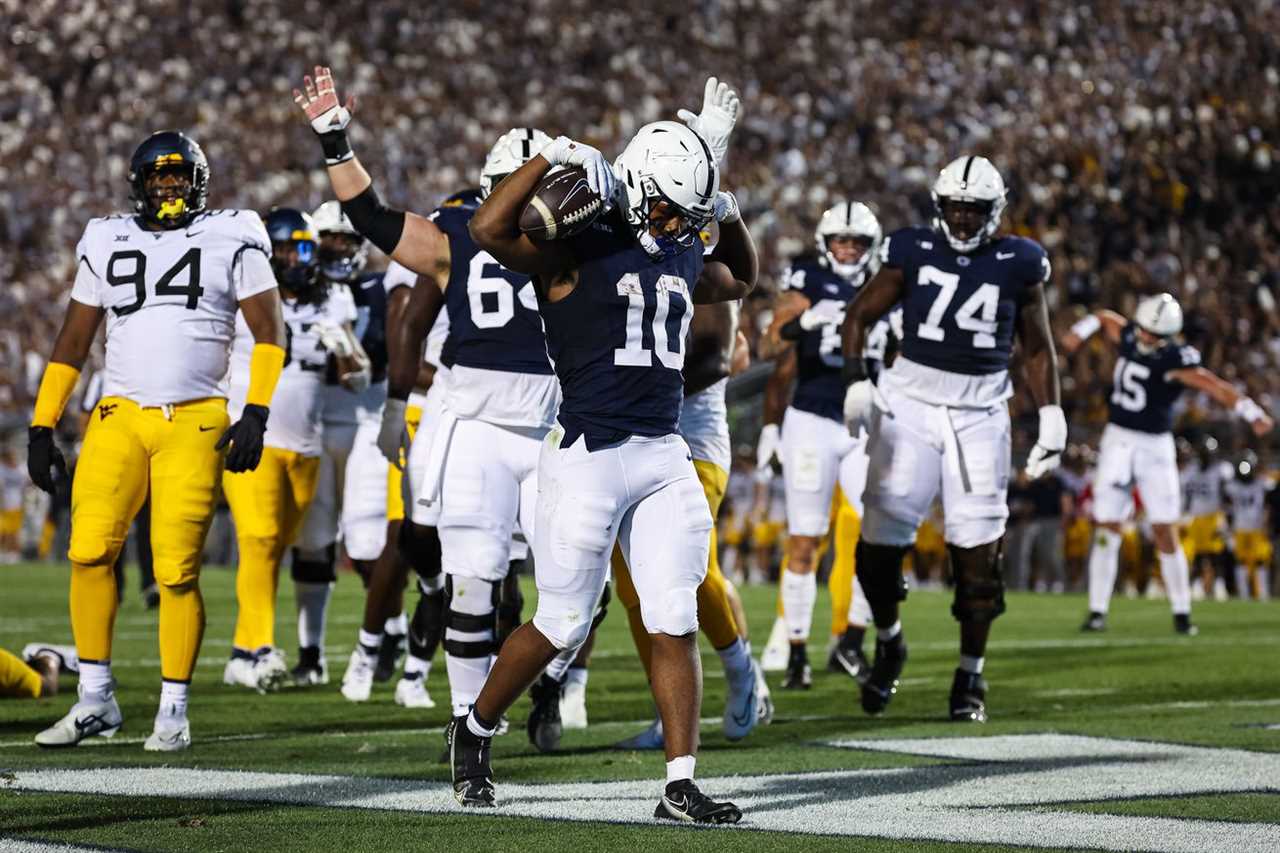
[1061,308,1126,354]
[469,150,576,277]
[695,204,758,304]
[1169,366,1276,437]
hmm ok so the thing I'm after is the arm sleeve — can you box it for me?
[69,229,104,307]
[231,212,277,301]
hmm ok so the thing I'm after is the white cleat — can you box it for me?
[722,664,759,741]
[252,647,290,693]
[341,649,376,702]
[394,675,436,708]
[753,658,775,726]
[560,681,588,730]
[223,656,260,691]
[760,617,789,672]
[35,688,123,748]
[615,717,664,750]
[22,643,79,674]
[144,718,191,752]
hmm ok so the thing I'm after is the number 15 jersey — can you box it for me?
[70,210,277,407]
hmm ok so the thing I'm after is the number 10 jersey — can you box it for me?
[70,210,277,407]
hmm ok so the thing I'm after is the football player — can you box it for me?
[841,155,1063,723]
[1065,294,1274,630]
[221,208,365,692]
[1178,436,1230,600]
[1224,452,1273,600]
[27,131,285,750]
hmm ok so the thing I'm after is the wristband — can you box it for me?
[842,356,868,388]
[341,185,406,256]
[319,129,353,166]
[1234,396,1265,424]
[31,362,81,428]
[1069,314,1101,340]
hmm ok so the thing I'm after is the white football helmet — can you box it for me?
[613,120,720,260]
[1134,293,1183,337]
[481,127,552,199]
[931,155,1007,253]
[311,200,367,282]
[814,201,882,283]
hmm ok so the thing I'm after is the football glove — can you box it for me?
[293,65,357,165]
[677,76,740,166]
[539,136,617,203]
[376,398,409,468]
[713,191,740,224]
[27,426,68,496]
[1025,405,1067,479]
[756,423,781,471]
[799,300,846,331]
[314,322,355,358]
[843,380,875,437]
[217,404,269,473]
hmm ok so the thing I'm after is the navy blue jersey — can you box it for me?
[539,210,705,450]
[1107,323,1199,434]
[432,199,552,375]
[346,271,388,382]
[883,226,1049,375]
[782,255,857,422]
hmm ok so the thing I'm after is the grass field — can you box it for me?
[1,561,1278,852]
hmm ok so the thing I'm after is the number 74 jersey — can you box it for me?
[70,210,277,407]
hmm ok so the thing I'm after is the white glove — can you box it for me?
[313,323,354,358]
[756,424,781,471]
[677,76,741,166]
[713,191,740,224]
[799,301,846,331]
[376,398,409,468]
[340,365,372,393]
[293,66,355,159]
[540,136,617,202]
[843,380,875,437]
[1026,405,1067,479]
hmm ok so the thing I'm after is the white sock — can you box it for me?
[566,667,588,689]
[1159,548,1192,615]
[157,680,189,721]
[79,661,113,701]
[1087,528,1122,614]
[959,654,984,674]
[295,581,333,650]
[357,629,383,657]
[1257,569,1271,601]
[403,655,431,678]
[849,577,874,625]
[544,645,576,682]
[445,580,496,716]
[465,708,497,739]
[1235,566,1251,599]
[876,620,902,642]
[716,637,753,684]
[666,754,696,784]
[418,573,444,594]
[384,612,408,636]
[448,653,492,717]
[780,569,817,641]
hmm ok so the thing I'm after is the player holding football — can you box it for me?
[1062,293,1274,632]
[27,131,285,750]
[841,155,1063,723]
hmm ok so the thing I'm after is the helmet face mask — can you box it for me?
[311,200,367,282]
[481,127,552,199]
[614,121,719,261]
[265,208,323,301]
[931,155,1006,253]
[128,131,209,229]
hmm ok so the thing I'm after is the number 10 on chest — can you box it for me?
[613,273,692,370]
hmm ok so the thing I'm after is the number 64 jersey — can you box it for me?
[70,210,277,406]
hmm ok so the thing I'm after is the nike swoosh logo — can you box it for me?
[198,425,217,432]
[996,251,1015,260]
[185,231,204,238]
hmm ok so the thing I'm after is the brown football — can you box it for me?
[519,167,604,241]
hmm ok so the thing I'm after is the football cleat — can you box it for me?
[374,632,406,683]
[753,659,775,726]
[222,655,258,690]
[861,634,908,715]
[949,668,988,723]
[35,687,123,748]
[560,679,588,730]
[291,645,329,686]
[447,717,496,808]
[616,717,664,750]
[654,779,742,824]
[781,644,811,690]
[340,648,376,702]
[723,661,759,741]
[253,647,290,692]
[1080,612,1107,632]
[759,617,789,672]
[394,673,436,709]
[1174,614,1199,636]
[527,673,564,752]
[144,717,191,752]
[141,584,160,610]
[828,643,870,684]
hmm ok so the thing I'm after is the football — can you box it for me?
[518,166,604,241]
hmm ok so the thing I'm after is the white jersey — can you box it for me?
[1224,477,1271,532]
[322,276,386,426]
[678,379,731,472]
[1181,462,1227,517]
[70,210,276,406]
[227,286,357,457]
[1,462,24,511]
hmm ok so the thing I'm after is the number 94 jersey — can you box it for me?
[70,210,277,406]
[782,256,856,422]
[1108,323,1200,434]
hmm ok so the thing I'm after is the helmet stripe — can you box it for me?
[692,131,715,201]
[961,155,975,186]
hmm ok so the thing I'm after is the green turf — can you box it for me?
[1,561,1278,851]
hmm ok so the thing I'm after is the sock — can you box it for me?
[566,666,588,690]
[848,576,874,626]
[466,707,497,739]
[403,654,431,678]
[876,620,902,642]
[780,569,817,642]
[295,581,333,651]
[1235,566,1250,599]
[1087,528,1123,614]
[666,754,696,784]
[232,534,280,652]
[1258,569,1271,601]
[384,612,408,636]
[959,654,984,674]
[158,582,206,682]
[70,561,119,663]
[157,679,189,720]
[716,637,753,684]
[544,645,576,683]
[357,629,382,657]
[840,624,866,650]
[79,660,113,701]
[418,572,444,594]
[1159,548,1192,615]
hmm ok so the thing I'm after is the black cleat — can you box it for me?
[861,634,908,715]
[949,668,988,722]
[781,644,812,690]
[654,779,742,824]
[290,645,329,686]
[527,674,563,752]
[447,716,495,808]
[1080,611,1106,632]
[374,632,406,683]
[141,584,160,610]
[1174,613,1199,636]
[828,643,870,685]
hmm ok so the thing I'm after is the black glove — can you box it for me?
[216,404,269,473]
[27,426,68,495]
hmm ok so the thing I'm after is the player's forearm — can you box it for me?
[708,218,758,297]
[325,158,373,202]
[387,282,443,401]
[471,155,553,259]
[1022,342,1061,408]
